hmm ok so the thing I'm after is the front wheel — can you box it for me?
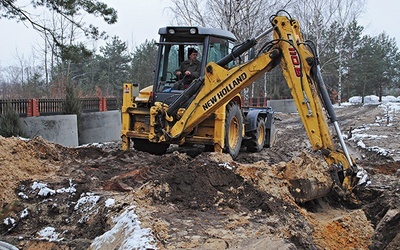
[133,139,169,155]
[224,103,243,159]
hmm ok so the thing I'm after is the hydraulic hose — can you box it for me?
[312,64,354,168]
[166,77,204,117]
[216,27,274,67]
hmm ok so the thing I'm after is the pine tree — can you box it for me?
[64,82,82,130]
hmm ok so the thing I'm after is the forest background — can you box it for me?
[0,0,399,105]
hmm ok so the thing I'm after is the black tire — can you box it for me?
[204,144,215,152]
[223,102,243,159]
[245,117,266,152]
[265,118,276,148]
[133,139,169,155]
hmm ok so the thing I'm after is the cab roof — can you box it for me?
[158,26,237,42]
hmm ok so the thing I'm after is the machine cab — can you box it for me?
[153,26,236,104]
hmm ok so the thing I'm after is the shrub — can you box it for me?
[0,103,24,137]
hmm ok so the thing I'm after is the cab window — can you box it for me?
[207,37,235,68]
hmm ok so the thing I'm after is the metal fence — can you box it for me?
[38,99,65,116]
[0,98,119,117]
[1,97,287,117]
[0,99,29,117]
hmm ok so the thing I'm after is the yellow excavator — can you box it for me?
[121,10,367,202]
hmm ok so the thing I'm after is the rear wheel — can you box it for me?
[224,103,243,159]
[245,117,266,152]
[133,139,169,155]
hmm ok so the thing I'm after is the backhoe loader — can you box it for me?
[121,10,367,202]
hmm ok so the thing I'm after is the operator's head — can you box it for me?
[188,48,198,58]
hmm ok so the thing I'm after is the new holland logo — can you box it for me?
[202,72,247,111]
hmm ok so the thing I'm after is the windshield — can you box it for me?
[153,34,235,104]
[156,43,203,93]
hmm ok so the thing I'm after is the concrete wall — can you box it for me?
[268,99,298,113]
[19,111,121,147]
[17,101,293,147]
[19,114,79,147]
[79,110,121,145]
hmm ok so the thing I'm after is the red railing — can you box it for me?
[0,97,119,117]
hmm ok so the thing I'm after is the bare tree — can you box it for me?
[33,6,93,98]
[169,0,293,41]
[291,0,366,104]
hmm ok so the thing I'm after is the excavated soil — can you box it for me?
[0,104,399,249]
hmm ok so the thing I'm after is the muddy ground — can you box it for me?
[0,104,399,249]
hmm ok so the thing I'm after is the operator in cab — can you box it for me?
[175,48,201,89]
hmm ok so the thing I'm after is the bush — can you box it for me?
[64,82,82,124]
[0,103,24,137]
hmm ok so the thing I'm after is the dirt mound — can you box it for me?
[0,136,61,206]
[150,153,289,213]
[132,152,317,249]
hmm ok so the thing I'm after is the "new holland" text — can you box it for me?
[202,72,247,111]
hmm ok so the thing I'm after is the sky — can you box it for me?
[0,0,399,67]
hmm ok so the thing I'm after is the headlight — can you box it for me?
[168,28,175,34]
[189,28,197,34]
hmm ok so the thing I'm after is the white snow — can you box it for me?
[74,192,101,223]
[90,206,157,250]
[18,192,28,199]
[31,180,77,197]
[219,162,233,170]
[105,198,116,207]
[74,192,101,211]
[37,226,63,242]
[20,208,29,219]
[347,95,400,105]
[341,95,399,158]
[31,182,56,196]
[56,179,77,194]
[3,217,15,226]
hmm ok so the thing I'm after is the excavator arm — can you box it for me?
[148,11,365,200]
[271,14,360,199]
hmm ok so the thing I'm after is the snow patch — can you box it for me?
[31,182,56,196]
[3,217,15,226]
[20,208,29,219]
[74,192,101,224]
[37,226,63,242]
[74,193,101,211]
[90,206,156,250]
[105,198,115,207]
[56,179,76,194]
